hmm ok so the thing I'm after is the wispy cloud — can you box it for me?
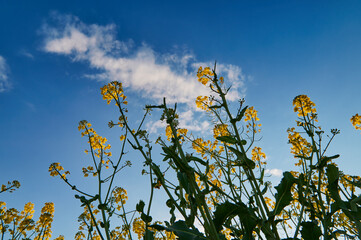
[0,55,11,93]
[146,109,211,135]
[41,13,246,105]
[19,49,34,59]
[265,168,283,177]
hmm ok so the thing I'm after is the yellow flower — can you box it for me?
[287,127,312,165]
[213,124,229,138]
[113,187,128,210]
[78,121,112,158]
[221,227,232,240]
[195,95,213,111]
[197,66,214,85]
[244,106,259,122]
[192,138,217,158]
[251,146,267,167]
[165,125,188,141]
[132,218,146,239]
[41,202,54,215]
[351,113,361,130]
[22,202,35,218]
[244,106,262,133]
[54,236,65,240]
[48,163,65,177]
[293,95,316,118]
[100,81,127,105]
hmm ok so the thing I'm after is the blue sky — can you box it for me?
[1,0,361,238]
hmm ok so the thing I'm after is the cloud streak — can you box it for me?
[0,55,10,93]
[265,168,283,177]
[41,14,246,105]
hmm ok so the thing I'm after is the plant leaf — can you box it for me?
[271,172,297,216]
[300,221,322,240]
[212,201,258,240]
[216,136,237,144]
[228,146,255,170]
[150,220,206,240]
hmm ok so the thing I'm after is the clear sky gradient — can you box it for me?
[1,1,361,238]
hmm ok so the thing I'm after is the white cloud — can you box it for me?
[19,49,34,59]
[0,55,11,93]
[146,109,211,135]
[265,168,283,177]
[41,13,246,105]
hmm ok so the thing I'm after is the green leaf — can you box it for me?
[294,155,312,160]
[212,201,258,240]
[150,220,206,240]
[228,146,255,170]
[187,156,208,166]
[141,212,152,223]
[216,136,237,144]
[300,221,322,240]
[97,204,107,210]
[316,154,340,169]
[177,172,191,194]
[234,106,248,122]
[136,200,145,213]
[296,174,309,207]
[209,105,222,109]
[162,146,192,173]
[326,164,342,202]
[213,201,240,232]
[271,172,297,216]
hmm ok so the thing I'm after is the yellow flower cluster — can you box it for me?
[165,125,188,141]
[195,164,223,192]
[220,227,232,240]
[311,172,328,193]
[76,204,110,240]
[100,81,127,105]
[132,218,176,240]
[213,124,229,138]
[351,114,361,130]
[293,95,316,118]
[113,187,128,211]
[77,208,96,225]
[0,201,61,240]
[54,236,65,240]
[192,138,219,159]
[1,202,35,237]
[244,106,262,133]
[244,106,259,122]
[75,231,86,240]
[195,95,213,111]
[1,180,20,193]
[340,174,361,192]
[197,66,214,85]
[48,163,70,179]
[287,127,312,165]
[264,196,275,209]
[49,162,63,176]
[82,166,97,177]
[132,217,146,239]
[251,146,267,167]
[78,120,112,158]
[25,203,53,239]
[109,225,131,240]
